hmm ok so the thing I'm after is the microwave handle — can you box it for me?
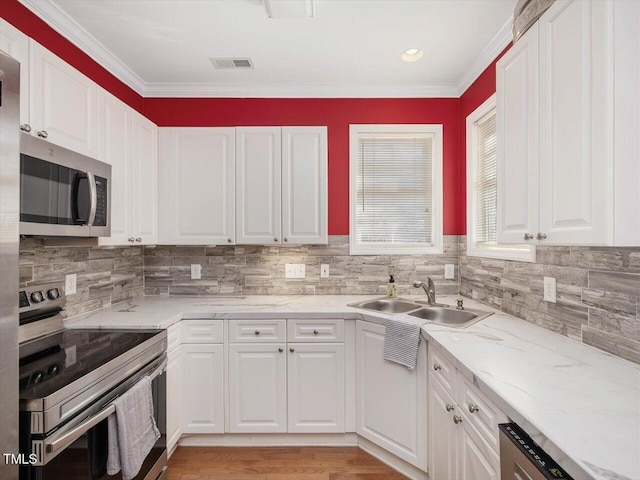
[86,172,97,227]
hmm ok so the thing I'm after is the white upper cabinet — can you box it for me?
[235,127,283,244]
[281,127,328,244]
[497,0,640,246]
[29,39,99,158]
[131,111,159,245]
[0,18,29,127]
[159,128,236,245]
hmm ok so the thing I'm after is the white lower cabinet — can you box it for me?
[355,321,427,471]
[228,343,287,433]
[459,419,500,480]
[427,374,457,480]
[287,343,345,433]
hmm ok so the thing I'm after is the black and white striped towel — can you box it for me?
[383,319,421,369]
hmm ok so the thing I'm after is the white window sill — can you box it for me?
[350,243,443,256]
[466,243,536,262]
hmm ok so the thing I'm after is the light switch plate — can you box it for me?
[543,277,557,303]
[285,264,306,279]
[191,264,202,280]
[444,264,455,280]
[320,264,330,278]
[65,274,77,295]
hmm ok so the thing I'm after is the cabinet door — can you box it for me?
[159,128,236,245]
[235,127,282,244]
[98,91,132,246]
[228,343,287,433]
[496,24,539,244]
[181,344,224,434]
[0,18,29,126]
[287,343,345,433]
[427,374,457,480]
[131,111,158,244]
[538,0,613,245]
[166,346,182,453]
[29,40,99,157]
[458,418,500,480]
[281,127,328,245]
[355,321,427,470]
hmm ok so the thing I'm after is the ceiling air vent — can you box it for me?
[210,57,254,69]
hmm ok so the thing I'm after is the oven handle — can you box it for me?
[45,403,115,454]
[86,171,97,227]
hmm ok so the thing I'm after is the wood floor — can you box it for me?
[166,446,408,479]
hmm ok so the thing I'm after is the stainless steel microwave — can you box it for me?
[19,133,111,237]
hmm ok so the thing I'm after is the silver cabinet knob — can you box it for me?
[20,124,32,133]
[536,232,547,240]
[278,347,283,353]
[524,233,534,240]
[284,237,288,242]
[274,237,278,242]
[468,404,479,414]
[313,330,319,335]
[228,238,232,243]
[135,237,142,242]
[37,130,48,138]
[446,404,454,412]
[289,348,295,353]
[254,330,260,335]
[433,363,441,371]
[453,415,462,424]
[128,237,135,243]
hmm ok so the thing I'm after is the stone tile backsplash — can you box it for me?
[19,238,144,319]
[143,235,460,297]
[459,236,640,365]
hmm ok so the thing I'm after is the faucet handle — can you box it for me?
[456,298,464,310]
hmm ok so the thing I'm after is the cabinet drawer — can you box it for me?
[229,319,286,343]
[287,319,344,342]
[167,323,181,352]
[181,320,223,344]
[428,346,456,398]
[459,375,508,452]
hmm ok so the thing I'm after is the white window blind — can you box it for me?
[355,133,433,246]
[474,110,497,244]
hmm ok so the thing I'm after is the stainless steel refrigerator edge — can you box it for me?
[0,51,20,479]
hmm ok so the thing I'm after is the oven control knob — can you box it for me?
[32,372,44,384]
[47,288,60,300]
[48,365,60,375]
[30,291,44,303]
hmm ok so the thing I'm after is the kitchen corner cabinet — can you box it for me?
[497,0,640,246]
[159,128,236,245]
[355,321,427,471]
[0,18,30,127]
[236,126,328,245]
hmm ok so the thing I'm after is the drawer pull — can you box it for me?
[468,404,479,414]
[453,415,462,424]
[289,348,295,353]
[278,347,283,353]
[446,404,454,412]
[433,363,441,371]
[313,330,319,335]
[254,330,260,335]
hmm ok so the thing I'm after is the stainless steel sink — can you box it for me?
[408,306,493,328]
[349,298,421,314]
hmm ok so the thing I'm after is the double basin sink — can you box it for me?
[349,298,493,328]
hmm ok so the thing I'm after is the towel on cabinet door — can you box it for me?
[383,319,422,369]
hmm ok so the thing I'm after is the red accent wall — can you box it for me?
[1,0,144,112]
[143,98,461,235]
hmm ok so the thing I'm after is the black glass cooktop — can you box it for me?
[19,329,163,400]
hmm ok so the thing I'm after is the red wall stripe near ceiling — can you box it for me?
[1,0,144,112]
[143,98,462,236]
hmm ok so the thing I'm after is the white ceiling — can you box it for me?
[21,0,517,97]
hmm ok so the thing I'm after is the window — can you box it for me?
[349,124,443,255]
[466,95,535,261]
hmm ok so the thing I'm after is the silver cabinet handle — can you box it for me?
[37,130,48,138]
[524,233,534,240]
[274,237,278,242]
[289,348,295,353]
[284,237,288,242]
[278,347,283,353]
[20,124,32,133]
[453,415,462,424]
[468,404,479,414]
[254,330,260,335]
[128,237,135,243]
[228,238,232,243]
[136,237,142,242]
[313,330,319,335]
[537,232,547,240]
[433,363,441,371]
[446,403,454,412]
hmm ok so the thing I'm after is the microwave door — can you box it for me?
[20,154,60,225]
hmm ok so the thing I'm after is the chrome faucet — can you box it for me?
[413,278,436,305]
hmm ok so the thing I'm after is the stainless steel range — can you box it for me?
[18,284,168,480]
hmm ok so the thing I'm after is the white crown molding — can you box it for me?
[18,0,147,95]
[142,83,460,98]
[455,16,513,96]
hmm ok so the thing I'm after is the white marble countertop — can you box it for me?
[67,295,640,480]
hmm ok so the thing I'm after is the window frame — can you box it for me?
[466,95,535,262]
[349,124,443,255]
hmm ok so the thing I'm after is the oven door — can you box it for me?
[20,356,167,480]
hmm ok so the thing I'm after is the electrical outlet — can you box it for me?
[444,264,455,279]
[320,264,330,278]
[285,264,306,279]
[191,264,202,280]
[65,274,77,295]
[543,277,557,303]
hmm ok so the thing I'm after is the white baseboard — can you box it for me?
[178,432,358,447]
[357,436,429,480]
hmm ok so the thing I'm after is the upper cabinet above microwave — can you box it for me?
[496,0,640,246]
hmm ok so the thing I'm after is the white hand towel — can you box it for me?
[383,319,421,369]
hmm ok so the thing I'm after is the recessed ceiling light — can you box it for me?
[402,48,423,62]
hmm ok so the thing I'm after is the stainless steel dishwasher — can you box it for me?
[499,423,574,480]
